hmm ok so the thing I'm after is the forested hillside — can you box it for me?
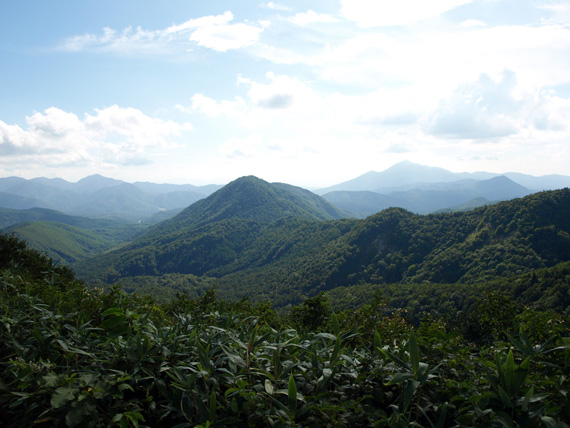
[1,232,569,427]
[0,207,147,263]
[75,180,570,311]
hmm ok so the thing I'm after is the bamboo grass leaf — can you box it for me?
[288,373,297,419]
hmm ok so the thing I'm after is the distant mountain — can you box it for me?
[0,192,52,210]
[316,161,494,194]
[0,174,221,221]
[0,207,128,229]
[75,174,125,193]
[432,197,492,214]
[316,161,570,194]
[322,176,531,216]
[320,191,399,218]
[502,172,570,191]
[132,181,223,195]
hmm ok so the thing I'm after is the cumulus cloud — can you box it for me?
[240,72,318,111]
[59,11,265,54]
[260,2,292,12]
[428,70,570,141]
[428,71,523,139]
[288,10,340,26]
[181,94,248,118]
[0,106,192,167]
[340,0,473,27]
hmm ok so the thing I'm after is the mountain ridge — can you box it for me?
[315,161,570,194]
[73,179,570,310]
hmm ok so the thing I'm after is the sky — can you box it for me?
[1,0,570,188]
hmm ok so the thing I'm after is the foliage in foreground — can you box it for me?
[1,233,570,427]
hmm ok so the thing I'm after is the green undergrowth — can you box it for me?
[1,233,570,427]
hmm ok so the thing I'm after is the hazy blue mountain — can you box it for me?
[503,172,570,191]
[0,207,136,229]
[75,174,126,193]
[29,176,76,190]
[0,180,82,211]
[0,192,53,211]
[133,181,222,195]
[322,176,531,216]
[432,197,492,213]
[73,183,156,218]
[0,177,27,192]
[316,161,495,194]
[152,191,207,210]
[0,174,220,221]
[319,191,399,218]
[316,160,569,194]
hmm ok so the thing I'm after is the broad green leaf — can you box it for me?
[386,372,414,386]
[540,416,559,428]
[288,373,297,418]
[522,386,533,412]
[409,332,420,374]
[497,385,513,409]
[403,380,420,413]
[99,315,127,330]
[209,390,216,423]
[65,399,96,428]
[51,386,79,409]
[503,349,515,396]
[265,379,274,395]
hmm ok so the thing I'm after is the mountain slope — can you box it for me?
[150,176,349,233]
[5,222,123,263]
[74,176,351,281]
[75,183,570,309]
[213,189,570,306]
[1,207,146,263]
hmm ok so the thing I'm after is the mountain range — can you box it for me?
[2,162,569,223]
[70,174,570,312]
[0,174,222,221]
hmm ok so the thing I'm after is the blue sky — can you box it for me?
[1,0,569,187]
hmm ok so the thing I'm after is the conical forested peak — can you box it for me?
[150,175,349,235]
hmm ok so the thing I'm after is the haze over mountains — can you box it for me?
[0,174,222,221]
[1,161,570,311]
[1,161,569,222]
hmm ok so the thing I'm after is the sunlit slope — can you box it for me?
[74,176,352,281]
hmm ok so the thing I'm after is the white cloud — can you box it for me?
[288,10,340,26]
[182,65,570,185]
[189,20,263,52]
[460,19,487,27]
[0,106,192,168]
[185,94,248,118]
[340,0,473,27]
[260,2,292,12]
[59,11,265,54]
[429,71,522,139]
